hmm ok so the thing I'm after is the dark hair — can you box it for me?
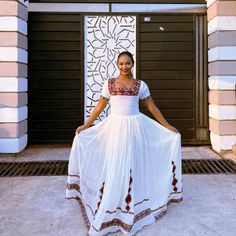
[117,51,134,65]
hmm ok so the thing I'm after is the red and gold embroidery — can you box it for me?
[93,208,152,232]
[95,182,105,214]
[69,190,182,234]
[125,170,133,212]
[108,78,141,96]
[66,174,183,234]
[68,174,80,178]
[92,195,183,233]
[171,161,178,192]
[66,183,81,193]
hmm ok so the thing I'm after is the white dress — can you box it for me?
[66,78,183,236]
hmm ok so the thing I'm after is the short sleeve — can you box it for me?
[139,80,151,100]
[101,80,111,100]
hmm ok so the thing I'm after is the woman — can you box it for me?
[66,51,183,236]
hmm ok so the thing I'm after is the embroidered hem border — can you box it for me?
[66,192,183,234]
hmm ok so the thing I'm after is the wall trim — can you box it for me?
[0,16,27,35]
[0,134,27,153]
[0,77,27,92]
[28,3,206,13]
[208,16,236,35]
[0,47,27,63]
[210,131,236,152]
[112,3,206,13]
[29,3,109,12]
[208,76,236,90]
[0,106,27,122]
[208,46,236,62]
[209,104,236,120]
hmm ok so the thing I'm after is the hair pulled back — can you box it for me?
[117,51,134,65]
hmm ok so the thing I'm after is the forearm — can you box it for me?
[83,106,103,128]
[149,106,170,127]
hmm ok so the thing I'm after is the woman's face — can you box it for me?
[117,55,134,76]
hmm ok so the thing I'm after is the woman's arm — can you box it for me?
[141,96,179,133]
[75,96,109,134]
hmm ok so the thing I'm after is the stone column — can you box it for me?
[0,0,28,153]
[207,0,236,154]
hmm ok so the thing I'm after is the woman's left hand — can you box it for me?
[165,124,179,133]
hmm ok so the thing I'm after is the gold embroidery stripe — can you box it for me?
[134,198,149,207]
[92,197,182,233]
[68,174,80,178]
[66,183,81,193]
[106,207,134,215]
[67,187,183,233]
[105,198,149,215]
[152,197,183,213]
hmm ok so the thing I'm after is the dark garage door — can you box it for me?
[138,14,209,145]
[28,13,82,143]
[28,13,209,144]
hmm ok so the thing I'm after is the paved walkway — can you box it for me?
[0,145,236,236]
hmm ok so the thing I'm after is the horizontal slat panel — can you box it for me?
[140,110,194,126]
[30,80,81,90]
[29,32,81,41]
[170,119,194,128]
[139,14,197,143]
[30,61,81,70]
[140,15,193,23]
[141,109,193,118]
[29,100,81,109]
[29,130,75,141]
[140,23,193,32]
[179,129,194,139]
[29,14,81,22]
[29,51,81,60]
[140,32,193,42]
[140,42,193,51]
[29,91,81,100]
[140,51,193,60]
[29,42,81,51]
[28,12,82,143]
[29,120,81,129]
[29,71,81,80]
[141,61,193,70]
[151,90,193,99]
[140,101,193,109]
[140,71,193,80]
[29,22,81,31]
[145,80,193,89]
[152,100,193,109]
[29,110,82,119]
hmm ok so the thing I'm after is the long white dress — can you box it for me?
[66,78,183,236]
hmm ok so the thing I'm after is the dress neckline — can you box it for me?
[108,78,141,96]
[112,78,136,90]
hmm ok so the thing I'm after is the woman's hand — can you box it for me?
[165,124,179,134]
[74,96,109,136]
[75,125,88,135]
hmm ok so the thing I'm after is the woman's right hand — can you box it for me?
[75,125,87,135]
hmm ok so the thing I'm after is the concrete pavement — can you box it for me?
[0,145,236,236]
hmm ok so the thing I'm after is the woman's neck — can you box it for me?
[118,74,133,80]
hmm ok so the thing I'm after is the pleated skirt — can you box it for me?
[66,112,183,235]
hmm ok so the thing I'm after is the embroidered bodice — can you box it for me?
[108,78,141,96]
[101,78,150,116]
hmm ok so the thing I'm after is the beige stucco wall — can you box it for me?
[0,0,28,153]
